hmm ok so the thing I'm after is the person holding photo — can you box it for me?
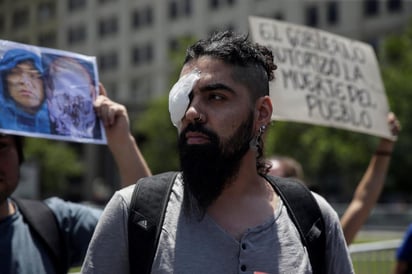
[0,84,151,274]
[0,48,50,134]
[45,56,101,139]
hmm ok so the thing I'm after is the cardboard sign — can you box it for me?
[249,16,392,139]
[0,39,106,144]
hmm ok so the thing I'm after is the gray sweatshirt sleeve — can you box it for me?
[81,185,134,274]
[313,192,355,274]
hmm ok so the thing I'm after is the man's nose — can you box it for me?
[21,73,35,89]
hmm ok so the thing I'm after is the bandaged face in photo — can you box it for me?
[46,57,97,138]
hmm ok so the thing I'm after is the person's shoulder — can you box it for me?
[116,184,136,204]
[311,192,340,223]
[116,172,181,208]
[44,196,102,220]
[43,196,67,208]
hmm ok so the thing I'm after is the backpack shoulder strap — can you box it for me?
[263,175,326,274]
[128,171,178,274]
[12,198,67,274]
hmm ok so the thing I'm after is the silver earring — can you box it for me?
[250,125,266,151]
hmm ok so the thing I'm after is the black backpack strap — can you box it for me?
[263,175,326,274]
[128,171,178,274]
[12,198,67,274]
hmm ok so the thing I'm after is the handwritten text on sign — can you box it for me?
[249,16,392,139]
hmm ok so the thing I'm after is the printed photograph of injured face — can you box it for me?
[0,48,50,134]
[44,55,101,139]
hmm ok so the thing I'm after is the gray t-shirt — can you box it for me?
[82,175,354,274]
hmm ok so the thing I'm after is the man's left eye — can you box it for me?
[210,94,224,100]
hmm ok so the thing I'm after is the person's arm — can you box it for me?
[340,112,401,245]
[94,84,152,187]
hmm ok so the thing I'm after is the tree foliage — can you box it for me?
[132,35,197,174]
[24,138,84,197]
[132,96,179,173]
[378,21,412,199]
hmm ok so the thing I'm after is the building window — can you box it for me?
[37,2,55,22]
[67,25,86,44]
[99,0,116,4]
[98,51,118,72]
[132,5,153,29]
[387,0,402,12]
[327,1,339,25]
[167,0,193,20]
[209,0,235,10]
[183,0,192,16]
[305,5,318,27]
[131,43,154,66]
[209,0,219,10]
[68,0,86,12]
[169,1,178,19]
[132,10,141,28]
[132,47,142,65]
[145,6,153,25]
[38,31,56,47]
[363,0,379,16]
[98,16,118,37]
[273,12,284,20]
[12,8,29,29]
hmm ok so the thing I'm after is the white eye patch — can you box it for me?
[168,69,201,128]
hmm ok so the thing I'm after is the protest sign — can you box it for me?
[249,16,393,139]
[0,39,106,144]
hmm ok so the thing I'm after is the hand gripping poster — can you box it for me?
[0,39,106,144]
[249,16,393,140]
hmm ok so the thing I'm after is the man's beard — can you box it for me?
[178,112,254,218]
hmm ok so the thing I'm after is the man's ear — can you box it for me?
[254,95,273,127]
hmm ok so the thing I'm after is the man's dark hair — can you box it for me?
[184,31,277,175]
[184,31,276,102]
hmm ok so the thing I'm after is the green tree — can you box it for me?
[24,138,84,197]
[378,21,412,199]
[132,35,197,173]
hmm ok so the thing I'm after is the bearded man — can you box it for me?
[82,31,354,274]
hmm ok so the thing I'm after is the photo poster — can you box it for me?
[249,16,393,139]
[0,39,107,144]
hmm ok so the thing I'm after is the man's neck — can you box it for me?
[0,199,15,221]
[206,154,278,240]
